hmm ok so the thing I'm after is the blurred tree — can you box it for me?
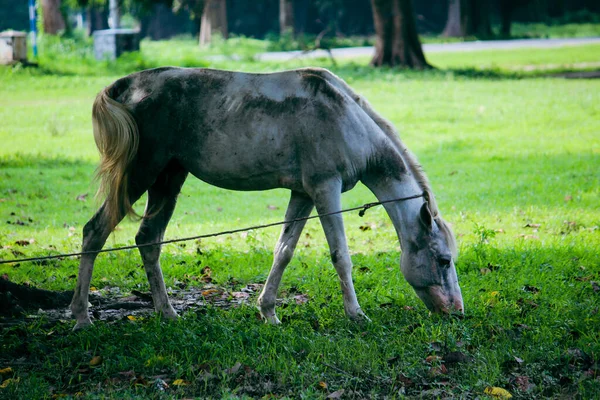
[199,0,227,45]
[280,0,294,35]
[442,0,463,37]
[42,0,66,34]
[370,0,430,68]
[441,0,491,38]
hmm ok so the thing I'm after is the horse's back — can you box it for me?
[107,67,385,193]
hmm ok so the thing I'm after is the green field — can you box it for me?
[0,41,599,398]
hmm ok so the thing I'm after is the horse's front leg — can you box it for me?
[258,191,314,324]
[310,180,370,322]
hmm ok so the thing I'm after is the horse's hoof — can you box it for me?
[259,310,281,325]
[349,309,371,323]
[160,307,178,320]
[264,315,281,325]
[73,318,93,331]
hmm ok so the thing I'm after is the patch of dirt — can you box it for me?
[0,276,264,326]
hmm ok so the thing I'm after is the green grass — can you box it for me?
[0,40,599,398]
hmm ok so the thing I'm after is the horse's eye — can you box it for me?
[438,256,452,268]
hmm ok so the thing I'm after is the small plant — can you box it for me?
[472,223,497,264]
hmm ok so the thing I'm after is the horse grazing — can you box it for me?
[70,67,463,330]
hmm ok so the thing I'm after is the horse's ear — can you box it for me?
[419,202,433,230]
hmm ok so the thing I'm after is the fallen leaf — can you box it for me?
[0,377,20,388]
[327,389,345,399]
[0,367,12,374]
[172,379,190,386]
[225,362,241,375]
[127,315,136,321]
[524,223,540,228]
[513,356,524,364]
[387,356,400,365]
[484,386,512,398]
[89,356,103,367]
[522,285,540,293]
[443,351,471,364]
[154,378,169,391]
[514,375,532,391]
[294,294,309,304]
[564,195,572,202]
[117,370,136,379]
[318,381,328,391]
[428,365,448,376]
[425,355,442,363]
[267,205,279,210]
[76,194,88,201]
[231,292,250,299]
[201,289,221,297]
[133,375,149,386]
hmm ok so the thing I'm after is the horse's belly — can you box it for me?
[183,157,304,192]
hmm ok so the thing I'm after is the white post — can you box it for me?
[109,0,120,29]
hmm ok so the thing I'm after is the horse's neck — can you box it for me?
[364,173,424,248]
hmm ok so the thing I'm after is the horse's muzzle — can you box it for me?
[415,284,464,315]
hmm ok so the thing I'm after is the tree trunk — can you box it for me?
[280,0,295,35]
[88,3,109,36]
[499,0,519,37]
[370,0,430,69]
[199,0,228,46]
[41,0,65,35]
[463,0,491,38]
[442,0,465,37]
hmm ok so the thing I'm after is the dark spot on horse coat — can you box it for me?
[331,250,339,264]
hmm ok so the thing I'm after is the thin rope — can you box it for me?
[0,193,425,265]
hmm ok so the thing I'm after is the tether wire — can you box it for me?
[0,193,425,265]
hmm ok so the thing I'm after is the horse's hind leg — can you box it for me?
[258,191,314,324]
[309,180,369,321]
[70,202,120,330]
[135,163,188,320]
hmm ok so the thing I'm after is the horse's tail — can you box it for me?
[92,86,140,228]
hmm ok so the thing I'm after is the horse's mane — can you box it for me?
[322,69,457,258]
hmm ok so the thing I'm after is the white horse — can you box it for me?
[70,67,463,330]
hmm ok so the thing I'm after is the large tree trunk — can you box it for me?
[463,0,491,37]
[442,0,465,37]
[199,0,228,46]
[41,0,65,35]
[370,0,430,69]
[280,0,295,35]
[499,0,522,37]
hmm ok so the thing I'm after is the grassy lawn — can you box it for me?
[0,41,599,398]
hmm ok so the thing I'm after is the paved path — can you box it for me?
[256,37,600,62]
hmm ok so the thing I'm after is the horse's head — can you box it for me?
[400,202,463,314]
